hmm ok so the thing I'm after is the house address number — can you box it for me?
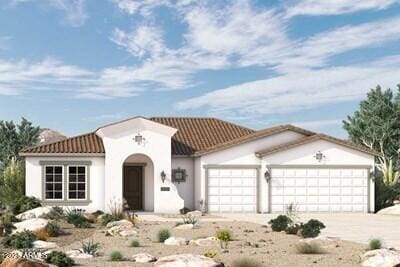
[160,187,170,191]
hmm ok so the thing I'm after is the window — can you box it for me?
[45,166,63,200]
[68,166,87,200]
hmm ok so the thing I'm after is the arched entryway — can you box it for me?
[123,154,154,211]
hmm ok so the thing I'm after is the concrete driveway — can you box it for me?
[217,213,400,249]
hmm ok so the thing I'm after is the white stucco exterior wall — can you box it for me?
[25,156,105,212]
[172,157,195,210]
[195,130,307,212]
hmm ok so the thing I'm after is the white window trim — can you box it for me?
[66,165,88,201]
[44,165,64,201]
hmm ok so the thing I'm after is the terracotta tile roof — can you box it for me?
[20,117,255,156]
[20,132,104,155]
[255,134,380,157]
[149,117,255,155]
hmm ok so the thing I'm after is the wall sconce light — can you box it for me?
[314,151,326,162]
[160,171,166,183]
[264,169,271,183]
[134,133,146,145]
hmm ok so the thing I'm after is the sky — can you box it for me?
[0,0,400,137]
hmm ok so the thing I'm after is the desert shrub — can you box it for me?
[285,223,302,235]
[216,229,231,249]
[100,213,115,226]
[109,251,124,261]
[158,228,171,243]
[269,215,292,232]
[45,251,74,267]
[295,241,325,254]
[46,221,62,237]
[179,207,190,214]
[82,239,100,256]
[0,159,25,209]
[301,219,325,238]
[130,239,140,247]
[108,199,125,221]
[232,258,262,267]
[66,209,90,228]
[42,207,64,221]
[375,176,400,211]
[0,212,17,236]
[11,196,41,215]
[182,214,199,225]
[369,238,383,250]
[34,229,49,241]
[125,211,138,226]
[2,230,37,249]
[203,250,218,259]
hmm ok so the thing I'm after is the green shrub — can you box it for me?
[285,223,302,235]
[295,241,325,254]
[100,213,116,226]
[158,228,171,243]
[268,215,292,232]
[66,210,91,228]
[82,239,100,256]
[2,230,37,249]
[46,221,62,237]
[11,196,42,215]
[130,239,140,247]
[109,251,124,261]
[42,207,64,220]
[232,258,262,267]
[375,176,400,211]
[216,229,231,249]
[369,238,383,250]
[45,251,74,267]
[0,158,25,210]
[301,219,325,238]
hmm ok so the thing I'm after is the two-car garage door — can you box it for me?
[270,167,369,213]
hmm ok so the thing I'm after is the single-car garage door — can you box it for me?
[207,167,258,213]
[270,167,369,213]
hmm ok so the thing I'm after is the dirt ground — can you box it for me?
[56,220,366,267]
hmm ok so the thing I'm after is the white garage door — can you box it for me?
[271,167,369,213]
[207,168,257,213]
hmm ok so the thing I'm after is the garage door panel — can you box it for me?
[207,167,257,213]
[271,167,368,213]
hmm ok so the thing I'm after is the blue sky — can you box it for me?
[1,0,400,137]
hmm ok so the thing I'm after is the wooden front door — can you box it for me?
[123,166,143,210]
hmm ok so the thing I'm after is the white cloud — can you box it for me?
[111,0,171,16]
[292,119,343,129]
[176,56,400,115]
[286,0,400,17]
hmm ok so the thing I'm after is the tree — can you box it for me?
[0,118,40,171]
[343,85,400,185]
[0,158,25,207]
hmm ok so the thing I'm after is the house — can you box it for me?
[20,117,377,214]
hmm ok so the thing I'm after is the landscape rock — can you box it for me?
[175,224,194,230]
[33,240,58,250]
[16,207,52,221]
[0,258,48,267]
[107,225,137,237]
[377,205,400,216]
[154,254,223,267]
[132,253,157,263]
[13,218,48,234]
[189,237,218,247]
[164,237,188,246]
[299,237,340,250]
[66,249,94,259]
[186,210,203,217]
[119,229,138,237]
[361,249,400,267]
[106,219,133,228]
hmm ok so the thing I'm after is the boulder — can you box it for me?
[361,249,400,267]
[13,218,48,234]
[189,237,218,247]
[164,237,188,246]
[66,249,94,259]
[175,224,194,230]
[106,219,133,228]
[107,225,137,237]
[298,237,340,250]
[154,254,223,267]
[186,210,203,217]
[16,207,52,221]
[33,240,58,250]
[119,229,138,237]
[377,205,400,216]
[0,258,48,267]
[132,253,157,263]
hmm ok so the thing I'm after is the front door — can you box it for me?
[123,166,143,210]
